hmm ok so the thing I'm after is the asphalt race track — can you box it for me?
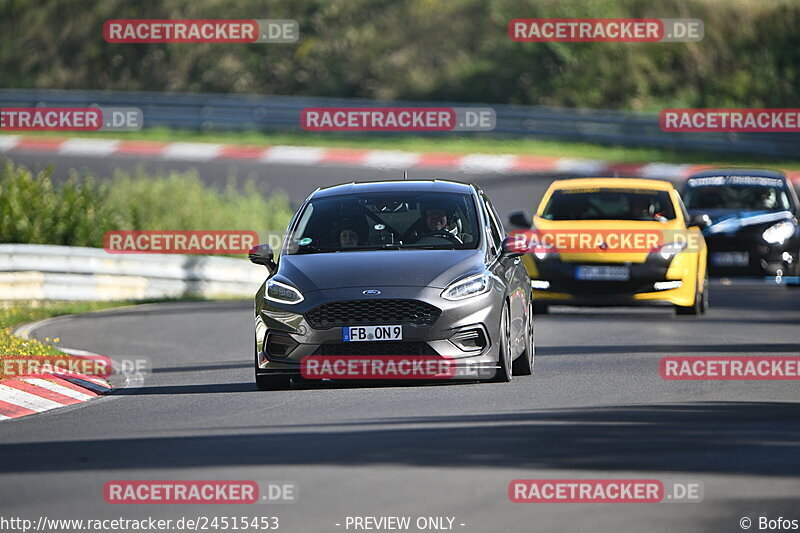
[2,150,799,532]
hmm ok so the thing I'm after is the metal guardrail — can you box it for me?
[0,244,266,300]
[0,89,797,158]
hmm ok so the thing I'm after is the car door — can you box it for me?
[480,191,527,355]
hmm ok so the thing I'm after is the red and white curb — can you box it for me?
[0,320,115,421]
[0,371,111,420]
[4,134,796,182]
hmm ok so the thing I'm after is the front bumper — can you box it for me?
[524,253,698,307]
[254,285,504,379]
[704,233,798,277]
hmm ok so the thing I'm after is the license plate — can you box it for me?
[575,265,630,281]
[712,252,749,266]
[343,325,403,342]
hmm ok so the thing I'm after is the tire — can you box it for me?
[492,302,512,382]
[255,371,291,391]
[699,273,709,314]
[512,300,535,376]
[675,271,708,316]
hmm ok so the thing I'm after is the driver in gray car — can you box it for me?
[414,203,472,244]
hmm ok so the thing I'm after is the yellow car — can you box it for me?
[509,178,708,315]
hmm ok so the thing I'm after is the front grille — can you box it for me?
[305,299,441,329]
[314,342,438,356]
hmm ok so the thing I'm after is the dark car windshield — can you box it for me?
[684,176,791,211]
[541,188,676,221]
[285,191,480,254]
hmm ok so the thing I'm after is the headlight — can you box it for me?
[442,273,492,301]
[762,221,795,244]
[532,243,558,261]
[265,279,304,304]
[653,241,687,260]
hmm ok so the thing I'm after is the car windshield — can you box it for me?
[285,191,480,254]
[541,188,676,221]
[684,180,791,211]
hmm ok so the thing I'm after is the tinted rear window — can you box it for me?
[541,188,676,221]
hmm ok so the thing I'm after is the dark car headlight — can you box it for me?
[762,221,795,245]
[652,241,688,261]
[532,243,559,261]
[441,273,492,301]
[265,279,304,304]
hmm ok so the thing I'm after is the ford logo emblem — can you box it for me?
[363,289,381,295]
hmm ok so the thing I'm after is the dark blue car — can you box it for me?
[682,169,800,280]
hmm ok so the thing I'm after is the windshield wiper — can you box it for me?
[401,245,457,250]
[291,244,335,254]
[346,244,403,251]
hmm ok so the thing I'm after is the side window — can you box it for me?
[480,193,503,253]
[780,183,797,212]
[486,197,506,237]
[674,191,690,224]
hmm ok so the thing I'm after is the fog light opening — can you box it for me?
[265,333,299,357]
[450,327,488,352]
[654,280,682,291]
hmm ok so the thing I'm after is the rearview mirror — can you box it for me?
[248,243,277,272]
[508,211,531,229]
[501,236,528,258]
[687,213,711,229]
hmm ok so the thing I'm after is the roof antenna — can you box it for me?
[403,170,408,180]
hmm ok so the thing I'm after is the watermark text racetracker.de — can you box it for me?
[0,354,149,381]
[302,356,454,380]
[104,480,297,504]
[508,479,703,503]
[0,354,113,380]
[0,107,142,131]
[104,19,298,43]
[509,18,703,43]
[300,355,498,380]
[508,229,702,255]
[300,107,496,132]
[660,356,800,380]
[104,230,258,255]
[660,108,800,132]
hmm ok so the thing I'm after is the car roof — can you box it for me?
[548,177,676,191]
[687,168,788,181]
[312,179,475,198]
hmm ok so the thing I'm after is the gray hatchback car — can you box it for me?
[249,180,535,389]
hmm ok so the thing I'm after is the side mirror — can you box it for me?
[501,236,528,258]
[507,211,532,229]
[687,213,711,229]
[248,243,277,272]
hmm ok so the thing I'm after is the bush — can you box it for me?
[0,0,798,110]
[0,160,294,248]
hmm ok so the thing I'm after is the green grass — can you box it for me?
[0,300,135,330]
[0,160,294,250]
[16,128,800,171]
[0,301,130,378]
